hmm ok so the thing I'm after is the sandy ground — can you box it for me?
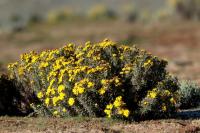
[0,116,199,133]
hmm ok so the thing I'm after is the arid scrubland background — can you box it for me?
[0,0,200,132]
[0,0,200,84]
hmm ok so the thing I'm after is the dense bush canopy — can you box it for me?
[8,39,180,120]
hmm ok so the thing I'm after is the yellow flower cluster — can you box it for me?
[99,39,115,48]
[37,92,44,99]
[68,97,75,106]
[7,39,179,119]
[143,59,153,68]
[104,96,130,118]
[8,39,127,117]
[120,64,133,75]
[114,96,124,107]
[72,78,94,95]
[147,88,158,99]
[141,78,179,114]
[98,77,121,95]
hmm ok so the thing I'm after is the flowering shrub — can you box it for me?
[7,39,180,120]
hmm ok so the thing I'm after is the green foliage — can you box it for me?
[47,8,76,24]
[8,39,180,120]
[87,5,117,20]
[178,80,200,109]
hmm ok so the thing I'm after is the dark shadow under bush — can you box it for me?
[0,74,34,116]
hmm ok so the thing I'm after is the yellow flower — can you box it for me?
[143,101,148,105]
[112,54,117,57]
[62,108,67,112]
[45,98,50,106]
[162,105,167,111]
[31,56,38,63]
[18,67,25,76]
[114,77,121,86]
[72,83,85,95]
[87,82,94,88]
[53,97,59,106]
[49,79,56,88]
[125,71,130,74]
[58,92,66,100]
[122,109,130,117]
[39,62,49,69]
[37,92,43,99]
[98,87,106,95]
[118,108,123,115]
[58,75,63,84]
[51,88,56,95]
[113,96,123,108]
[114,100,122,108]
[170,97,176,104]
[76,52,84,58]
[120,65,133,75]
[99,39,115,49]
[148,91,157,99]
[120,56,124,60]
[58,85,65,93]
[152,88,158,91]
[115,78,120,84]
[101,79,107,85]
[68,43,74,47]
[106,104,113,110]
[116,96,122,101]
[165,90,171,96]
[46,88,51,96]
[53,110,58,116]
[104,109,111,118]
[78,87,85,94]
[143,59,153,68]
[46,87,56,96]
[72,88,79,96]
[68,98,75,106]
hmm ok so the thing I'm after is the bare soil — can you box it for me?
[0,117,199,133]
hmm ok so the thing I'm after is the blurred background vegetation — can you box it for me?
[1,0,200,32]
[0,0,200,84]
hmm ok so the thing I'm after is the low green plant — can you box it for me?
[8,39,180,120]
[178,80,200,109]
